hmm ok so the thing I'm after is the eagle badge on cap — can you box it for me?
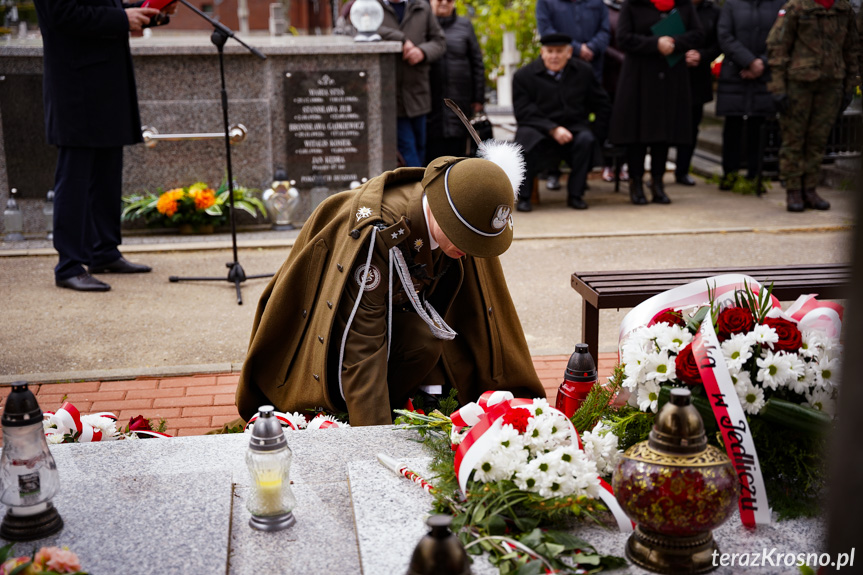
[491,205,511,230]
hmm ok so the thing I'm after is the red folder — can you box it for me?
[141,0,176,10]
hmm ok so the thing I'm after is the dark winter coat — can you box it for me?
[377,0,447,118]
[513,57,613,153]
[715,0,786,117]
[608,0,704,146]
[33,0,143,147]
[690,1,721,105]
[428,14,485,139]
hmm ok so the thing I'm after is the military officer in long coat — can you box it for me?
[235,144,545,426]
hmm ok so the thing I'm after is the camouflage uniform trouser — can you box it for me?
[778,79,844,190]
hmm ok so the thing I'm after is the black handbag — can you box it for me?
[469,112,494,142]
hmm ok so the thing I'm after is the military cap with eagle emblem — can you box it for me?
[422,142,525,258]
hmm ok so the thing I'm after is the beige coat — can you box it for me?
[235,168,544,424]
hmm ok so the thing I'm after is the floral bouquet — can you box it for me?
[573,274,842,521]
[121,179,266,231]
[395,391,629,574]
[0,544,86,575]
[43,402,170,443]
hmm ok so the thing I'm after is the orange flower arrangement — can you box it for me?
[122,180,266,231]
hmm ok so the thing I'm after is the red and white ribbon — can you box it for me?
[783,294,843,338]
[619,274,779,354]
[44,402,118,442]
[306,414,347,430]
[692,320,771,527]
[245,410,302,431]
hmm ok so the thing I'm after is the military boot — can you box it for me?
[629,180,648,205]
[803,188,830,210]
[786,189,805,212]
[650,180,671,204]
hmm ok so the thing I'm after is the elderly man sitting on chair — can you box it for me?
[513,33,612,211]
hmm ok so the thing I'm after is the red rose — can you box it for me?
[502,407,532,434]
[648,308,686,328]
[128,415,151,432]
[716,307,755,341]
[675,343,703,386]
[763,317,803,353]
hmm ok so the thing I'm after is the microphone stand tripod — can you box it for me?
[168,0,272,305]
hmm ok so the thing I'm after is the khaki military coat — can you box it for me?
[235,167,544,424]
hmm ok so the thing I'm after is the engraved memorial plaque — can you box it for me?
[284,71,369,191]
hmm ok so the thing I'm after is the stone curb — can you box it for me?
[0,362,244,386]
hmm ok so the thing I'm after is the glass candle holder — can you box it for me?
[246,406,297,531]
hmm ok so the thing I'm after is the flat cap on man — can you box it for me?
[539,33,573,46]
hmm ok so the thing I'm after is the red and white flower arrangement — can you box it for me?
[43,402,170,443]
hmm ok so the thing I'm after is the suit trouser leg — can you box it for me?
[676,102,703,178]
[385,312,445,411]
[518,139,563,202]
[89,147,124,268]
[565,130,596,200]
[53,146,124,280]
[722,116,744,177]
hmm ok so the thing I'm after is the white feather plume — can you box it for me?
[478,140,526,201]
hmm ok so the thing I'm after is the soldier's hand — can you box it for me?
[772,93,789,114]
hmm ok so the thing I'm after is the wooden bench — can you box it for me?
[570,264,852,361]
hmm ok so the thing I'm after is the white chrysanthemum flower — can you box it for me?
[513,457,545,493]
[451,425,469,446]
[637,380,661,413]
[80,415,119,440]
[785,354,809,395]
[284,412,308,430]
[729,367,752,389]
[798,330,824,359]
[816,356,841,390]
[524,414,557,454]
[721,333,754,372]
[825,339,843,362]
[644,350,676,383]
[751,324,780,347]
[655,324,693,354]
[581,421,622,477]
[46,433,65,445]
[473,446,514,483]
[756,349,793,390]
[556,446,601,498]
[737,381,766,415]
[806,388,836,417]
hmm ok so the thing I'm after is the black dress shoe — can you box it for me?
[567,197,588,210]
[546,174,561,190]
[651,181,671,204]
[516,199,533,212]
[56,272,111,292]
[676,174,696,186]
[89,257,152,274]
[629,181,648,205]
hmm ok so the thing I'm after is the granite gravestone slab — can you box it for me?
[284,70,370,193]
[0,74,57,200]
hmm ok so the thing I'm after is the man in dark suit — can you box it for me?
[34,0,171,292]
[513,33,612,211]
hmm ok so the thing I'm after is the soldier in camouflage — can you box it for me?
[766,0,860,211]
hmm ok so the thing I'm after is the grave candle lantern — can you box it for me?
[350,0,383,42]
[0,383,64,541]
[246,406,297,531]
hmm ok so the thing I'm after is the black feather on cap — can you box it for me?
[540,33,572,46]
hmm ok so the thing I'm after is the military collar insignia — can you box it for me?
[391,228,406,240]
[413,238,424,251]
[491,205,512,230]
[356,206,373,221]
